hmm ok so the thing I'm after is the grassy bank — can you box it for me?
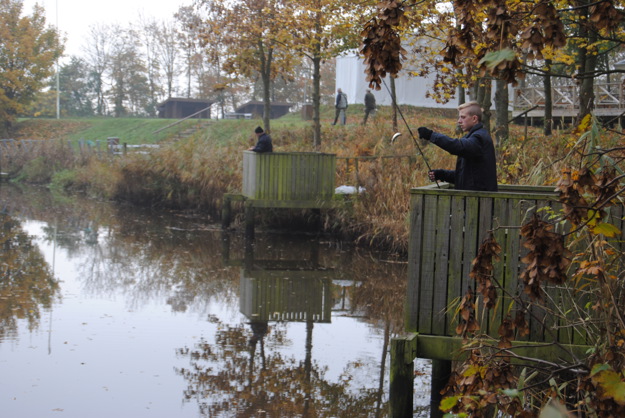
[14,117,205,144]
[5,106,619,253]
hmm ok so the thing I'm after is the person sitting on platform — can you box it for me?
[417,101,497,192]
[248,126,273,153]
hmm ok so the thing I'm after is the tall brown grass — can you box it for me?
[5,108,622,254]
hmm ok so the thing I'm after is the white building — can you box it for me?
[335,50,510,110]
[335,50,461,109]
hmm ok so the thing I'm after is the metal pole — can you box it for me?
[55,0,60,119]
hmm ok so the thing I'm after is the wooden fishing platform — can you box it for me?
[390,183,625,417]
[222,151,340,235]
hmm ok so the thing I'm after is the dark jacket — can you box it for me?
[364,92,376,110]
[251,133,273,153]
[430,123,498,191]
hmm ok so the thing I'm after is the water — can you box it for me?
[0,185,431,417]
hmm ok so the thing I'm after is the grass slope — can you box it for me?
[13,117,206,144]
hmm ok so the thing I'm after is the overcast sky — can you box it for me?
[23,0,187,57]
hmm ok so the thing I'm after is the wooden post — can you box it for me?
[220,231,231,264]
[222,195,232,229]
[245,202,255,239]
[431,359,452,418]
[354,158,360,193]
[389,335,417,417]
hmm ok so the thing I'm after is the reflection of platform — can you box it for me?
[240,272,332,323]
[223,232,357,324]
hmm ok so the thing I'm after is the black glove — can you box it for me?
[417,127,432,141]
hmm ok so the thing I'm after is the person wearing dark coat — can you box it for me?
[362,89,376,125]
[248,126,273,153]
[417,101,498,192]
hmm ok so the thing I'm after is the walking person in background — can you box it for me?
[362,89,376,125]
[417,101,498,191]
[332,88,348,125]
[248,126,273,153]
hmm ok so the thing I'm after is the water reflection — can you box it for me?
[173,235,411,416]
[0,184,429,417]
[0,211,59,341]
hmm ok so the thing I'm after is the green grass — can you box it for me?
[63,118,194,144]
[14,117,207,145]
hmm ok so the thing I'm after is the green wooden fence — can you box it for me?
[406,183,624,350]
[390,183,624,417]
[242,151,336,207]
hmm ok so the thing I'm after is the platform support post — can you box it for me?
[389,334,417,417]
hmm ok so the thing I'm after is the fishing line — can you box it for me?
[382,78,440,187]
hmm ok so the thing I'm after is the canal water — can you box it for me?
[0,185,431,417]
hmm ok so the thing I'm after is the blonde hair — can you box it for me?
[458,101,483,122]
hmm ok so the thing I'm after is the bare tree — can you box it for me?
[137,14,163,116]
[82,24,112,115]
[154,20,180,99]
[107,26,150,116]
[175,6,203,98]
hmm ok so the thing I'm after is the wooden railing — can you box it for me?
[406,183,624,350]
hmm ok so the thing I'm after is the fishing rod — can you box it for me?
[382,78,440,188]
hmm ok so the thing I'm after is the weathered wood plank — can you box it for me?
[389,335,417,417]
[406,193,425,333]
[446,196,466,335]
[476,197,495,335]
[433,194,452,334]
[419,195,439,334]
[504,199,522,339]
[528,199,552,343]
[490,196,509,336]
[516,198,535,342]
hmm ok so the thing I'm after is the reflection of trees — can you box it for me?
[0,213,59,340]
[74,224,241,311]
[176,319,380,417]
[339,251,409,417]
[174,238,404,417]
[2,185,419,414]
[1,184,242,313]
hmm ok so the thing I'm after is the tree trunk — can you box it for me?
[312,56,321,150]
[458,84,466,105]
[494,79,509,146]
[579,45,597,122]
[391,77,398,132]
[577,1,597,122]
[258,40,273,133]
[543,59,553,135]
[477,78,492,132]
[312,11,322,150]
[456,78,466,135]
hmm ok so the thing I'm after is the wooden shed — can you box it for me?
[157,98,214,119]
[235,101,293,119]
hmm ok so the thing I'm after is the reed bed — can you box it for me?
[4,108,622,254]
